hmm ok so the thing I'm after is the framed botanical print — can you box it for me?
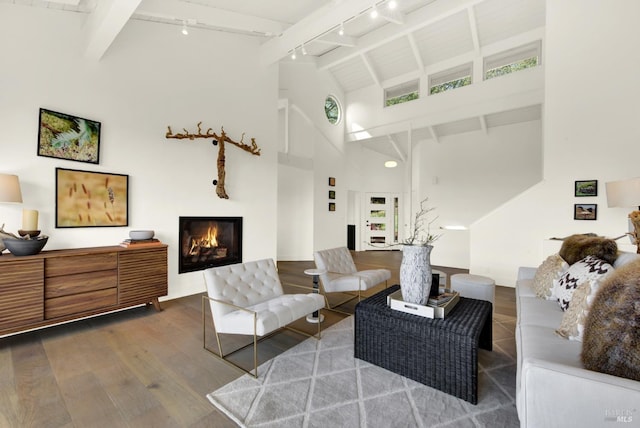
[55,168,128,227]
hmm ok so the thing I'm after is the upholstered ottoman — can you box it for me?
[451,273,495,305]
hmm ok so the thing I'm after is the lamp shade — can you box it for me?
[605,177,640,208]
[0,174,23,203]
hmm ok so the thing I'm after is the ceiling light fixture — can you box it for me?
[291,48,297,60]
[370,5,378,19]
[388,0,397,9]
[384,160,398,168]
[301,43,307,56]
[338,22,345,36]
[181,20,189,36]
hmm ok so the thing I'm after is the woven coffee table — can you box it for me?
[354,285,492,404]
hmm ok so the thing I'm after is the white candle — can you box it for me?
[22,209,38,230]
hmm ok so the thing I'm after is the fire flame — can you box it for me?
[188,225,218,255]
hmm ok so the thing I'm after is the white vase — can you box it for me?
[400,244,433,305]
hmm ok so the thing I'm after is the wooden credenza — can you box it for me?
[0,245,168,336]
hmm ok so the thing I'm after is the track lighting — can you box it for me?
[338,22,345,36]
[181,20,188,36]
[291,48,297,60]
[301,43,307,55]
[388,0,397,9]
[370,5,378,19]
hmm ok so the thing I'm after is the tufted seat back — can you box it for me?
[204,258,284,323]
[314,246,357,275]
[204,258,325,337]
[313,247,391,294]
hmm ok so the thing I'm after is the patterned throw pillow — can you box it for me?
[552,255,613,311]
[556,270,611,341]
[532,254,569,299]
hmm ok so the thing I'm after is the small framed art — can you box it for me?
[574,204,597,220]
[329,202,336,212]
[575,180,597,197]
[56,167,128,227]
[329,190,335,200]
[328,177,335,187]
[38,108,101,164]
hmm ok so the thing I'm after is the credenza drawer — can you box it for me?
[45,288,117,319]
[45,269,118,299]
[45,252,118,277]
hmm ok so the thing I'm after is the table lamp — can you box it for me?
[0,173,23,204]
[605,177,640,253]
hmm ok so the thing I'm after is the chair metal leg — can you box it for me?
[202,296,322,378]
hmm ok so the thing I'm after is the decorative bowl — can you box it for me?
[3,236,48,256]
[129,230,155,240]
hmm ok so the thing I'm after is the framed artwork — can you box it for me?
[38,108,101,164]
[574,204,597,220]
[328,177,336,187]
[56,167,128,227]
[575,180,597,197]
[329,202,336,212]
[329,190,335,200]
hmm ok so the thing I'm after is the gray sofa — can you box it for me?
[515,261,640,428]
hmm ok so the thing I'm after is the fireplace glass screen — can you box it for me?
[179,216,242,274]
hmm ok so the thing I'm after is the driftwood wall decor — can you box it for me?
[166,122,260,199]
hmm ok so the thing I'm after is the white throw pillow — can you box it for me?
[556,269,611,341]
[552,255,613,311]
[532,254,569,300]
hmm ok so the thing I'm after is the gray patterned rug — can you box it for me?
[207,317,519,427]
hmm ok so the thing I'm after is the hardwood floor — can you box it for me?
[0,251,516,427]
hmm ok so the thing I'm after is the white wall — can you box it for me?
[0,5,278,299]
[471,0,640,286]
[278,62,347,258]
[419,120,542,268]
[343,58,543,269]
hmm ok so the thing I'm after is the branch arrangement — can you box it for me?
[166,122,260,199]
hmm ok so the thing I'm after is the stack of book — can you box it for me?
[428,292,457,307]
[119,238,162,248]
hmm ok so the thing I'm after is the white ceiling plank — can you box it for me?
[387,135,406,162]
[429,126,439,144]
[136,0,285,36]
[379,9,405,25]
[48,0,80,5]
[360,53,381,88]
[260,0,382,66]
[467,6,480,53]
[407,33,425,73]
[84,0,143,60]
[479,114,487,134]
[317,0,484,71]
[315,33,357,48]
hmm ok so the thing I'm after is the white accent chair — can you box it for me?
[202,258,326,377]
[313,247,391,312]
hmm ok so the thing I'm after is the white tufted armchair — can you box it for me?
[313,247,391,312]
[202,258,326,377]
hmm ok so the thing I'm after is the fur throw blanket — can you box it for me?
[581,259,640,381]
[559,234,618,265]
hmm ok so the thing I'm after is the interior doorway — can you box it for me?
[362,192,401,250]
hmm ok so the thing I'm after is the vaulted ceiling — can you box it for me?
[6,0,546,159]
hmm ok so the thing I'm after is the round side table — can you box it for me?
[304,268,326,323]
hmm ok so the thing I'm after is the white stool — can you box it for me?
[451,273,495,305]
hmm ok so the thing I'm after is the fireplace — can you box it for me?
[179,216,242,274]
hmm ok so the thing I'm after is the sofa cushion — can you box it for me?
[613,251,640,268]
[558,234,617,265]
[552,256,613,311]
[532,254,568,299]
[555,268,611,341]
[581,259,640,381]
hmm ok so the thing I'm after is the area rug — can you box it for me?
[207,317,519,427]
